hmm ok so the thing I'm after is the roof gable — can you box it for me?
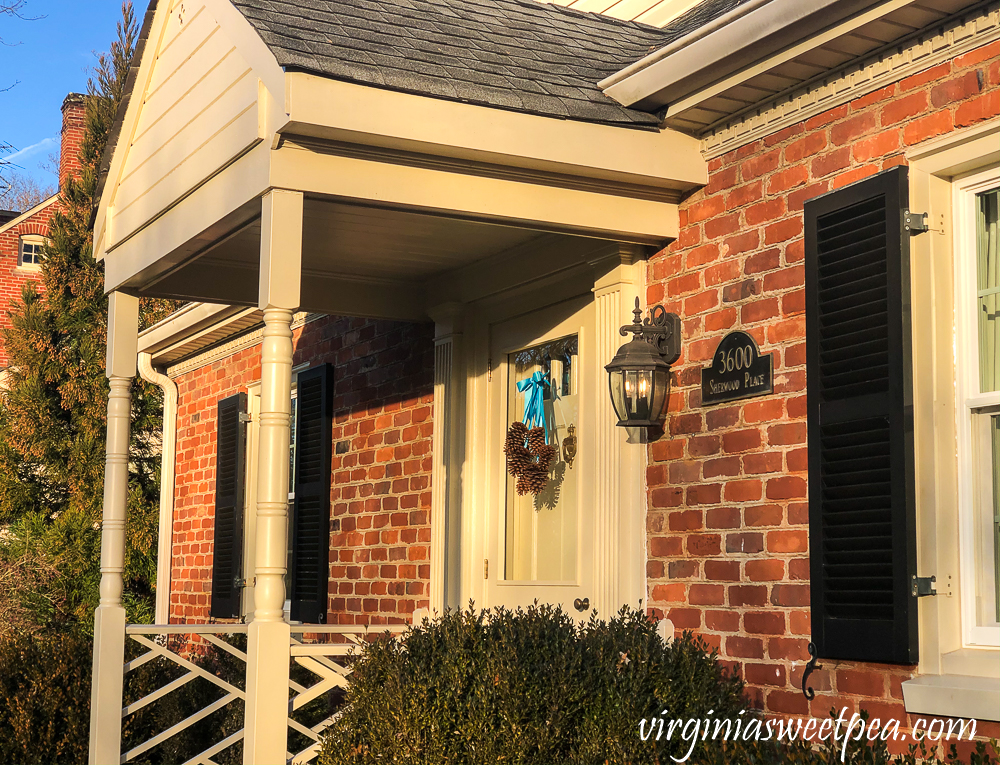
[95,0,283,256]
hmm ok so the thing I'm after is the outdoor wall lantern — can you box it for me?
[605,298,681,428]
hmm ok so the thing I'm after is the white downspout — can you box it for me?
[138,352,178,625]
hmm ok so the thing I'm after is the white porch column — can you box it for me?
[89,291,139,765]
[244,189,302,765]
[590,245,646,617]
[428,304,465,614]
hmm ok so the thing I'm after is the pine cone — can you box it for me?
[526,427,546,452]
[505,421,528,453]
[506,447,531,477]
[534,443,557,473]
[504,422,531,476]
[520,464,549,495]
[515,473,532,496]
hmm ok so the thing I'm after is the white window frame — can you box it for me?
[901,120,999,723]
[954,166,1000,649]
[18,234,46,268]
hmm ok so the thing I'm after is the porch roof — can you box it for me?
[228,0,752,129]
[92,0,708,318]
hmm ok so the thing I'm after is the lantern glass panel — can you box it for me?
[649,367,669,423]
[609,366,670,425]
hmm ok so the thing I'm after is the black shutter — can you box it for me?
[804,166,917,664]
[290,364,334,624]
[210,393,247,619]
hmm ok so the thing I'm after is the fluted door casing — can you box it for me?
[591,249,645,618]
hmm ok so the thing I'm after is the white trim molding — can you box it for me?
[702,3,1000,160]
[902,674,1000,722]
[165,312,315,378]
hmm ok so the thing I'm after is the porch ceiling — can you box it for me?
[140,197,590,320]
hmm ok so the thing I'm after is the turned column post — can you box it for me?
[89,291,140,765]
[243,189,302,765]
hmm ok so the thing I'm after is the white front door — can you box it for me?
[484,296,597,617]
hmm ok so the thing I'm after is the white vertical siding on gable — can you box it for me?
[537,0,703,26]
[110,0,260,248]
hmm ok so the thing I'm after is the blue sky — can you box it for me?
[1,1,127,189]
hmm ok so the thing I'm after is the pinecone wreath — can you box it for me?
[504,422,558,496]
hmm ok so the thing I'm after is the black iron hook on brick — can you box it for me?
[801,642,822,700]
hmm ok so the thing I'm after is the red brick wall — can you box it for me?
[644,40,999,742]
[0,205,58,369]
[59,94,86,192]
[0,93,88,369]
[168,316,434,626]
[171,344,261,621]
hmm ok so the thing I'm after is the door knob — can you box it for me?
[573,597,590,612]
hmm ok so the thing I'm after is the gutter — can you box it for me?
[601,0,894,112]
[599,0,775,91]
[138,352,178,625]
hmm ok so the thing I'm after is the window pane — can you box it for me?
[992,414,1000,624]
[975,409,1000,629]
[505,335,578,581]
[978,188,1000,393]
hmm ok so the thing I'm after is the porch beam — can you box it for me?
[89,291,140,765]
[270,145,679,246]
[281,73,707,194]
[243,189,301,765]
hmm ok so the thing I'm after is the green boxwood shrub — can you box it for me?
[319,605,998,765]
[319,604,749,764]
[0,631,92,765]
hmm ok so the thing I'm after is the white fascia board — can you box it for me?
[0,194,58,237]
[103,140,270,293]
[93,0,170,260]
[602,0,892,111]
[138,302,253,355]
[281,72,707,193]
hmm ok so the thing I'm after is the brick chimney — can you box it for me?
[59,93,87,191]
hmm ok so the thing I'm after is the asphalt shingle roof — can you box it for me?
[230,0,753,128]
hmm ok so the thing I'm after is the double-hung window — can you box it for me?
[19,235,46,268]
[956,169,1000,648]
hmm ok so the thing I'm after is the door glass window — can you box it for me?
[505,335,579,581]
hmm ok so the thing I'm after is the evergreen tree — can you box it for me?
[0,3,176,632]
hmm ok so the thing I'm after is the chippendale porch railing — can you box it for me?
[116,623,407,765]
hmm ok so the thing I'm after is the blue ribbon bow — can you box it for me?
[517,371,549,443]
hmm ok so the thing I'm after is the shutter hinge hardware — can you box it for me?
[903,210,945,236]
[911,575,937,597]
[234,576,255,589]
[801,642,822,701]
[484,558,489,579]
[238,412,252,423]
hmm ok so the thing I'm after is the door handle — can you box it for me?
[573,597,590,612]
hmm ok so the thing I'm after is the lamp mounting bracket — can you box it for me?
[619,297,681,363]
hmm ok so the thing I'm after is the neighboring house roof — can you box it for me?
[0,194,59,238]
[229,0,753,128]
